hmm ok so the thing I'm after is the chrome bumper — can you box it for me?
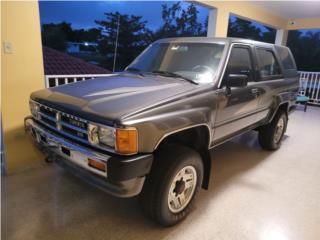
[25,117,109,177]
[25,117,153,197]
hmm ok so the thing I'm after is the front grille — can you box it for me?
[38,104,89,144]
[61,115,87,129]
[41,116,56,127]
[61,125,88,140]
[40,106,55,118]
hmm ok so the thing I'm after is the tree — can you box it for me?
[95,12,153,71]
[42,22,102,50]
[227,17,276,43]
[41,22,72,51]
[69,28,101,42]
[261,26,276,44]
[154,2,206,39]
[287,30,320,71]
[228,17,261,41]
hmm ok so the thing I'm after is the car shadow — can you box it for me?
[19,131,278,240]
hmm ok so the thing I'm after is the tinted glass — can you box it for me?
[276,47,296,70]
[257,49,281,78]
[127,42,225,84]
[226,47,253,81]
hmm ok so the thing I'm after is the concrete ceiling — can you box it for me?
[251,1,320,19]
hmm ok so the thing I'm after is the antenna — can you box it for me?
[113,14,120,72]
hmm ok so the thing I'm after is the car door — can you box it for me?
[252,47,285,122]
[213,44,260,143]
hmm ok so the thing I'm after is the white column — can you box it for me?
[207,8,217,38]
[275,29,288,45]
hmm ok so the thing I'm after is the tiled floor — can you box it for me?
[2,106,320,240]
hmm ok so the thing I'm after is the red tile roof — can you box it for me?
[42,46,111,75]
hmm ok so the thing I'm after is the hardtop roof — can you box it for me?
[155,37,288,49]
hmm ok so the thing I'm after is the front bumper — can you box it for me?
[25,117,153,197]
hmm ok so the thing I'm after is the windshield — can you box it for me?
[126,42,225,84]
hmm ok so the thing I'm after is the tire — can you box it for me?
[139,145,204,227]
[258,110,288,150]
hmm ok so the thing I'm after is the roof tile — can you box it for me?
[42,46,112,75]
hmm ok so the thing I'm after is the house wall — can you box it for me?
[2,1,45,173]
[286,17,320,30]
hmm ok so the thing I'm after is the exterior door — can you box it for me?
[252,47,285,122]
[213,45,260,143]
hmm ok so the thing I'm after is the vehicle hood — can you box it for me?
[31,73,197,124]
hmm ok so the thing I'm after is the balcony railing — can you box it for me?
[45,72,320,106]
[45,74,112,88]
[299,71,320,105]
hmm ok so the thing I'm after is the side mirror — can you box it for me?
[226,74,248,87]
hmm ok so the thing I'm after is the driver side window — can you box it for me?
[224,46,253,84]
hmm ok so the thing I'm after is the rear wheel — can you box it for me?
[259,110,288,150]
[139,145,203,226]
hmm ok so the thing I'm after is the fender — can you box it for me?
[266,92,294,123]
[154,123,212,150]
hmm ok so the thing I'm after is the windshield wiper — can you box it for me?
[126,67,141,72]
[151,70,198,85]
[125,67,145,76]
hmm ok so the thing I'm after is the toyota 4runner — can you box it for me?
[25,37,299,226]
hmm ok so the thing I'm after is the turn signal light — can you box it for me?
[116,128,138,155]
[88,158,106,172]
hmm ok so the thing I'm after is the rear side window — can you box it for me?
[256,48,281,79]
[276,47,296,70]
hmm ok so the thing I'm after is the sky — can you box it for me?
[39,1,209,31]
[39,1,319,35]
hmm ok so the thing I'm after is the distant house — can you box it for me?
[42,46,111,88]
[66,42,98,54]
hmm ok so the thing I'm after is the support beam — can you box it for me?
[206,7,229,38]
[275,29,288,46]
[207,8,217,37]
[2,1,45,173]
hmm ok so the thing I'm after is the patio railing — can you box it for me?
[299,71,320,105]
[45,74,112,88]
[45,72,320,105]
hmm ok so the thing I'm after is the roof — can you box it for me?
[155,37,277,47]
[42,46,111,75]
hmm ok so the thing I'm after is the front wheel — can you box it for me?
[259,110,288,150]
[139,145,203,226]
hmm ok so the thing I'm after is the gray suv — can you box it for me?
[25,37,299,226]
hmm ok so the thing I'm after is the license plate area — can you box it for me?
[60,146,107,177]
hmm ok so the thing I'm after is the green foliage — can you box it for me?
[41,2,207,71]
[287,30,320,71]
[154,2,206,39]
[95,12,153,71]
[70,28,101,42]
[41,3,319,72]
[41,22,71,51]
[42,22,101,51]
[227,17,276,43]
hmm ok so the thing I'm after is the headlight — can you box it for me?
[98,126,115,147]
[29,101,40,119]
[88,124,116,148]
[88,123,99,145]
[88,123,138,155]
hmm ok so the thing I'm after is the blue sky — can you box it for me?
[39,1,209,30]
[39,1,319,35]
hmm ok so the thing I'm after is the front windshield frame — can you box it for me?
[126,41,227,84]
